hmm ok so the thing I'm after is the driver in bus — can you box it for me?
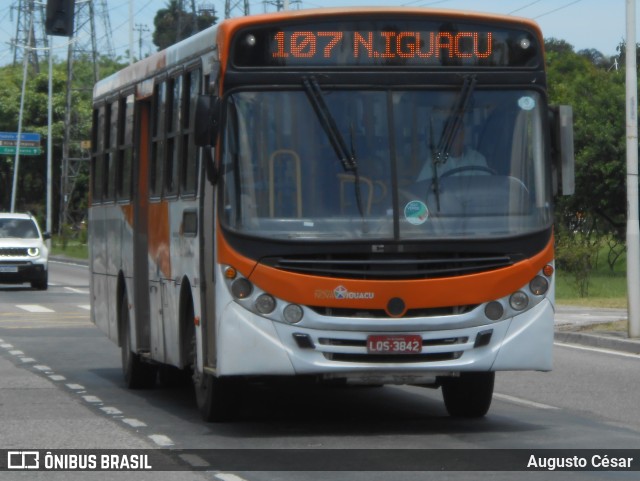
[416,125,488,182]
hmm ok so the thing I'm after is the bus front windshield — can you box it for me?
[221,88,551,241]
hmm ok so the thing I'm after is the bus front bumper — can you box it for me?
[215,299,554,381]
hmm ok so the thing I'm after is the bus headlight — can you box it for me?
[231,278,253,299]
[255,294,276,314]
[283,304,303,324]
[484,301,504,321]
[27,247,40,257]
[509,291,529,311]
[529,276,549,296]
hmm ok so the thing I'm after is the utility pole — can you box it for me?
[225,0,250,19]
[626,0,640,338]
[60,0,115,231]
[11,0,48,73]
[135,23,150,59]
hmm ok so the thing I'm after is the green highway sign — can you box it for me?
[0,146,42,156]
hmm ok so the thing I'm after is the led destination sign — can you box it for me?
[271,31,493,61]
[233,18,540,68]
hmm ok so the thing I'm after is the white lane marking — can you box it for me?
[148,434,174,447]
[78,305,91,311]
[494,393,559,410]
[16,305,55,313]
[122,418,147,428]
[66,383,85,390]
[101,407,123,415]
[555,341,640,359]
[0,343,13,349]
[9,350,24,356]
[20,357,36,363]
[178,454,211,468]
[82,395,103,403]
[34,365,52,372]
[48,374,66,381]
[215,474,251,481]
[64,287,90,295]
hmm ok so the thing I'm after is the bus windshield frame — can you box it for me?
[220,84,552,242]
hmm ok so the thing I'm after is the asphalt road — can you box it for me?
[1,261,639,481]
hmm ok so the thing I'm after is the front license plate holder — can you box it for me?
[366,334,422,354]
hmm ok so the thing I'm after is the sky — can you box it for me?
[0,0,631,66]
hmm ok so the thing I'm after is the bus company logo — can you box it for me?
[314,285,375,300]
[334,285,348,299]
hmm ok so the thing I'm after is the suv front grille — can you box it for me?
[0,248,28,257]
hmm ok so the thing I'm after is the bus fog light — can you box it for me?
[484,301,504,321]
[255,294,276,314]
[283,304,303,324]
[231,278,253,299]
[509,291,529,311]
[529,276,549,296]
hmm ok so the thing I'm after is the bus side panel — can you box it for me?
[132,99,152,354]
[89,206,110,338]
[162,199,200,368]
[105,203,123,341]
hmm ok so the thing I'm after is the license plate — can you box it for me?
[367,335,422,354]
[0,266,18,273]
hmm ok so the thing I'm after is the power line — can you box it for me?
[508,0,544,15]
[534,0,584,19]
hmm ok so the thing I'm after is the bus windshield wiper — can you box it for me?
[302,76,366,221]
[431,74,477,211]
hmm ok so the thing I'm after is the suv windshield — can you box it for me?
[0,219,39,239]
[221,88,551,241]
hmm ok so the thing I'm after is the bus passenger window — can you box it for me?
[150,82,166,199]
[181,69,200,196]
[117,95,134,201]
[91,106,105,203]
[165,76,181,197]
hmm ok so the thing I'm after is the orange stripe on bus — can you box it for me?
[148,201,171,279]
[218,228,554,310]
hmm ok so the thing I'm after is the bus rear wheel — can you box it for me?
[441,372,494,418]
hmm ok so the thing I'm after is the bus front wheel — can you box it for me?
[441,372,495,418]
[191,337,237,422]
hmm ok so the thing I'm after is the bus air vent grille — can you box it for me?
[261,253,513,280]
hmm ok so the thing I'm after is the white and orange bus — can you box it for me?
[90,8,574,421]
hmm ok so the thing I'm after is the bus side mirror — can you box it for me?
[195,94,220,147]
[550,105,575,196]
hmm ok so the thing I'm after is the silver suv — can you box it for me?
[0,213,50,290]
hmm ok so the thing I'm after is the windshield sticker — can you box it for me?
[404,200,429,225]
[518,96,536,111]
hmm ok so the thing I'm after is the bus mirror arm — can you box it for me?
[195,94,221,147]
[549,105,575,196]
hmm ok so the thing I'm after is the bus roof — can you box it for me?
[93,7,543,101]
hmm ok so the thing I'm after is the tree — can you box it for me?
[0,56,126,230]
[152,1,217,51]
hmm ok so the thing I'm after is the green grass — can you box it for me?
[50,241,88,260]
[555,248,628,309]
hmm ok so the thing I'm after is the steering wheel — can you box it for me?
[439,165,497,179]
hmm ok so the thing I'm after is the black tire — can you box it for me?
[191,334,238,422]
[31,271,48,290]
[441,372,495,418]
[120,293,156,389]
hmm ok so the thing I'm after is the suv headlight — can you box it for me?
[27,247,40,257]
